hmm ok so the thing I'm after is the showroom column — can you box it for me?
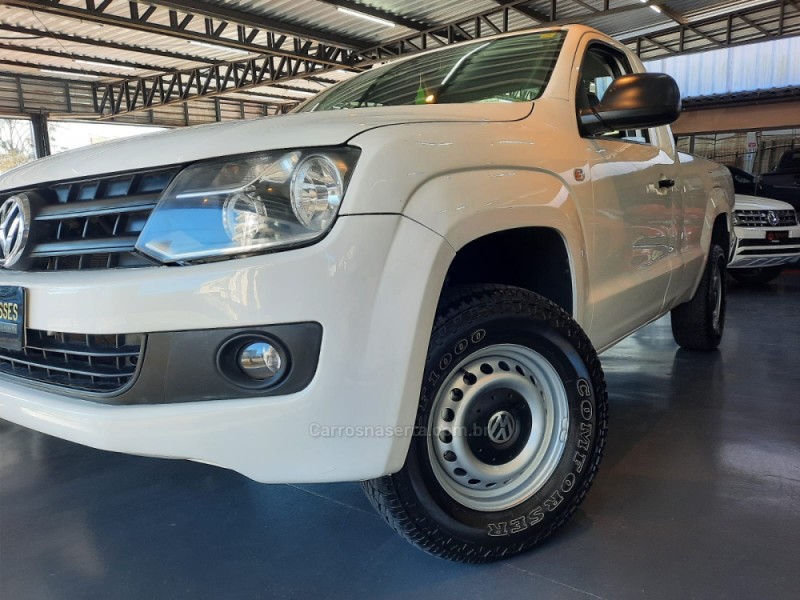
[30,112,51,159]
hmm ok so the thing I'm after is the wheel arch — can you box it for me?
[402,168,591,325]
[703,185,734,258]
[441,227,576,317]
[683,185,734,305]
[711,212,731,260]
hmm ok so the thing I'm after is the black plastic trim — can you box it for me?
[0,322,323,405]
[739,238,800,247]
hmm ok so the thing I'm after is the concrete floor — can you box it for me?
[1,271,798,600]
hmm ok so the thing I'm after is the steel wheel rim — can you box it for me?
[427,344,570,512]
[711,261,722,331]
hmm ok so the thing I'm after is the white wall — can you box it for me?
[644,37,800,98]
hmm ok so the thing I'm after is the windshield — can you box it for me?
[299,31,567,113]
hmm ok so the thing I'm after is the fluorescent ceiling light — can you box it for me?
[650,5,662,12]
[337,6,395,28]
[75,59,134,70]
[40,69,98,79]
[188,40,250,55]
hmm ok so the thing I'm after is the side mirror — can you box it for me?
[580,73,681,135]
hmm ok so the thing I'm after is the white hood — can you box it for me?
[735,194,795,212]
[0,103,531,191]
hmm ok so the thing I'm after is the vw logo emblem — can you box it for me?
[0,194,31,268]
[487,411,516,444]
[766,210,779,226]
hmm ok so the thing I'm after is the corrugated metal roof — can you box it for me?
[0,7,248,65]
[0,0,797,116]
[367,0,497,26]
[583,9,671,37]
[238,0,502,43]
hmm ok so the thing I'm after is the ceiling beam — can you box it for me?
[359,0,546,62]
[144,0,370,49]
[637,35,676,55]
[492,1,549,23]
[0,71,285,122]
[85,0,674,116]
[567,0,600,14]
[623,0,799,59]
[361,0,667,62]
[0,23,218,64]
[0,59,119,79]
[0,43,166,72]
[736,12,776,38]
[90,52,344,118]
[72,0,794,117]
[3,0,368,68]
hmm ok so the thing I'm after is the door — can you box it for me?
[578,43,680,349]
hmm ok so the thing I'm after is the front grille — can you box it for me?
[0,329,144,394]
[1,166,181,271]
[735,209,797,227]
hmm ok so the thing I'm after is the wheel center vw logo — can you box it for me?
[0,194,30,268]
[766,210,779,226]
[487,411,516,444]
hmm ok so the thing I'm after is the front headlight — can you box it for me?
[136,147,359,263]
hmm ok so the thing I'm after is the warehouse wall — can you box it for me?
[644,37,800,97]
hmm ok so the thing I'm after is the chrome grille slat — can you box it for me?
[24,344,139,358]
[35,193,161,220]
[0,354,135,379]
[30,236,140,258]
[0,167,180,272]
[735,209,797,227]
[0,329,144,394]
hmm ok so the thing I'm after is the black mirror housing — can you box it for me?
[580,73,681,135]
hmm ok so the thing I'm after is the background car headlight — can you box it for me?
[136,147,359,263]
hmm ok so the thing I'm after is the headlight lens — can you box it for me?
[291,155,343,231]
[136,147,359,263]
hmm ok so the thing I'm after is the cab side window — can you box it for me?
[578,45,651,144]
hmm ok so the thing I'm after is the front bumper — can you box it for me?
[0,214,455,483]
[729,225,800,268]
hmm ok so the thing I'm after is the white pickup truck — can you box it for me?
[729,195,799,284]
[0,25,733,562]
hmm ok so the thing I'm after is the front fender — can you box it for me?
[403,168,591,325]
[699,185,734,256]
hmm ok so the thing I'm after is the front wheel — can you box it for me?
[362,285,608,563]
[729,266,783,285]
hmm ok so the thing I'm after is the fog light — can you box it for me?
[238,342,283,380]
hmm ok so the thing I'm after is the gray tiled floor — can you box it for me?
[1,271,799,599]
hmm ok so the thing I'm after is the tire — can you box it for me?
[729,266,783,285]
[671,244,726,350]
[362,285,608,563]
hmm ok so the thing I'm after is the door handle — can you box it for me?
[658,178,675,189]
